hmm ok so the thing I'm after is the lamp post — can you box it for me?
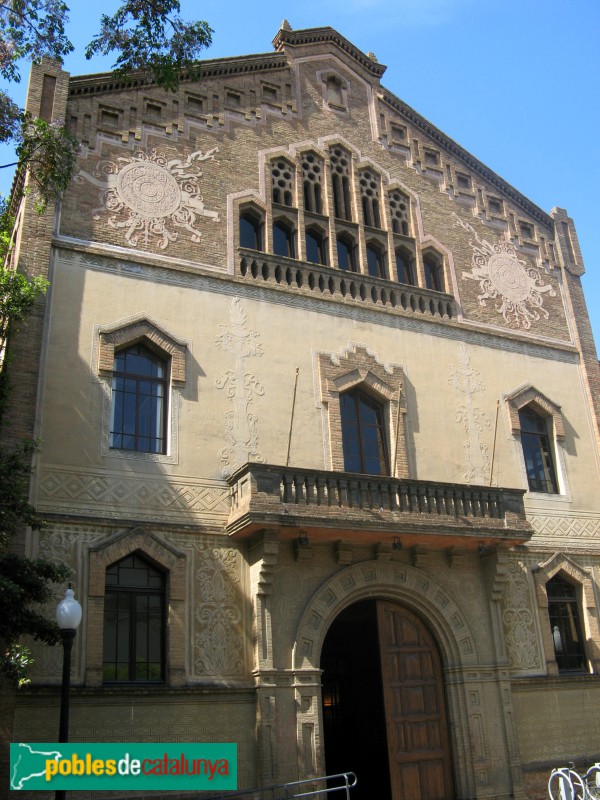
[55,585,82,800]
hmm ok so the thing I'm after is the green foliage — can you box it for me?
[16,116,80,211]
[85,0,213,91]
[3,643,34,687]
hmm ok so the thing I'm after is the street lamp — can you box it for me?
[55,584,82,800]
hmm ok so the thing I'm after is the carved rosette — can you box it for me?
[455,214,555,329]
[75,147,220,249]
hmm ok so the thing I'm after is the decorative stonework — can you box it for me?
[194,545,245,677]
[76,147,220,249]
[501,560,541,672]
[36,467,230,522]
[449,344,490,483]
[529,515,600,542]
[216,298,265,477]
[455,214,556,329]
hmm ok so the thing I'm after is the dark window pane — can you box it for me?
[337,238,356,272]
[340,388,389,475]
[240,213,262,249]
[367,246,386,279]
[395,251,414,285]
[273,222,295,258]
[519,407,558,493]
[306,231,327,265]
[547,574,586,672]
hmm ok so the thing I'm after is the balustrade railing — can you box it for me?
[238,249,455,322]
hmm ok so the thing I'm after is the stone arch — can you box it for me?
[293,559,477,671]
[85,527,187,686]
[291,559,479,796]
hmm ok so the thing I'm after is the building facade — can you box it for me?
[4,23,600,800]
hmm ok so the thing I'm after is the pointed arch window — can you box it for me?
[424,252,444,292]
[302,152,323,214]
[337,235,357,272]
[239,208,264,250]
[306,226,328,266]
[271,158,294,206]
[366,243,387,279]
[395,247,415,285]
[103,552,166,683]
[547,574,586,672]
[340,388,389,475]
[110,343,167,454]
[273,219,296,258]
[519,406,558,493]
[330,146,353,221]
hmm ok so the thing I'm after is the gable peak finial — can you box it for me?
[367,51,378,62]
[281,19,292,31]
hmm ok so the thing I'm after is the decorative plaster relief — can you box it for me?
[194,545,245,677]
[448,343,491,483]
[216,298,266,477]
[36,467,230,522]
[529,515,600,543]
[501,560,541,671]
[455,214,555,330]
[76,147,220,249]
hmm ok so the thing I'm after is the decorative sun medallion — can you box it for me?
[76,147,220,250]
[454,214,555,330]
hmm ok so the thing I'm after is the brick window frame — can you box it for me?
[504,384,567,497]
[86,527,187,687]
[532,552,599,675]
[318,345,407,476]
[96,316,188,463]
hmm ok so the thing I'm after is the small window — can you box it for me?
[337,235,357,272]
[519,406,558,493]
[306,228,328,266]
[456,173,471,190]
[273,219,296,259]
[424,150,439,167]
[519,221,534,240]
[326,75,344,108]
[226,91,241,108]
[390,124,406,143]
[488,197,503,215]
[340,388,389,475]
[366,243,387,279]
[110,344,167,454]
[103,553,166,683]
[395,248,415,285]
[424,253,444,292]
[239,209,263,250]
[547,574,586,672]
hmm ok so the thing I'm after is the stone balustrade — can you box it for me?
[238,249,456,322]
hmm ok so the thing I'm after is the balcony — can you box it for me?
[226,464,531,548]
[238,249,456,323]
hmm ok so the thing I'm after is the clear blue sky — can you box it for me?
[2,0,599,351]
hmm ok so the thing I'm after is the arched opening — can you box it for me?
[321,599,454,800]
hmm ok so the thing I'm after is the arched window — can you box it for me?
[359,169,381,228]
[239,208,264,250]
[273,219,296,258]
[366,243,387,279]
[395,248,415,285]
[110,343,167,454]
[389,190,410,236]
[547,574,586,672]
[424,253,444,292]
[103,552,166,683]
[337,235,357,272]
[519,406,558,493]
[340,388,389,475]
[306,227,328,266]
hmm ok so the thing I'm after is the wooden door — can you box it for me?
[377,601,454,800]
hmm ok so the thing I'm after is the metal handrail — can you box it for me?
[203,771,358,800]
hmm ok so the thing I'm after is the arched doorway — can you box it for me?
[321,599,454,800]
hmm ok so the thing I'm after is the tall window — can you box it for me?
[519,406,558,493]
[302,153,323,214]
[424,253,444,292]
[366,243,387,279]
[337,235,357,272]
[239,209,263,250]
[395,248,415,285]
[359,170,381,228]
[110,344,167,454]
[547,574,586,672]
[271,159,294,206]
[306,227,328,265]
[273,219,296,258]
[330,146,352,221]
[340,388,389,475]
[103,553,165,682]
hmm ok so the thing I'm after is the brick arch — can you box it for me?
[318,344,407,476]
[504,383,565,439]
[293,559,477,672]
[98,315,187,385]
[532,551,599,674]
[85,527,187,686]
